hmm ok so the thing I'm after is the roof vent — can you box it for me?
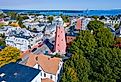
[0,73,5,78]
[1,81,6,82]
[14,72,18,76]
[36,56,38,61]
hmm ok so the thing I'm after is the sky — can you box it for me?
[0,0,121,10]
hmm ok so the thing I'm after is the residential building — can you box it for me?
[115,26,121,37]
[100,18,120,26]
[52,16,64,26]
[0,63,41,82]
[25,54,63,82]
[5,35,42,51]
[75,18,82,30]
[66,32,77,48]
[75,17,91,30]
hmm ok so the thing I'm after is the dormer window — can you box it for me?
[50,75,53,79]
[44,73,46,77]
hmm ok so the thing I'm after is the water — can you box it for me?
[1,9,121,16]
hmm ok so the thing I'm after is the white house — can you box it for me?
[115,26,121,37]
[5,36,30,51]
[100,19,120,26]
[25,54,63,82]
[52,16,64,26]
[81,17,92,30]
[5,36,43,51]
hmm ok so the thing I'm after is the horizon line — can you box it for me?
[1,8,121,11]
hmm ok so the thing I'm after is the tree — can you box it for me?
[0,41,5,46]
[7,12,17,19]
[61,15,70,23]
[18,20,26,28]
[61,67,79,82]
[114,24,119,30]
[0,13,5,18]
[92,16,99,20]
[87,20,104,31]
[69,30,97,57]
[94,28,114,47]
[61,20,121,82]
[61,51,91,82]
[90,47,121,82]
[47,16,53,23]
[0,46,20,67]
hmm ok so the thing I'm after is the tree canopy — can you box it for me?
[61,23,121,81]
[47,16,54,23]
[60,14,70,23]
[94,28,114,47]
[0,46,20,67]
[87,20,104,31]
[7,12,17,19]
[61,51,91,82]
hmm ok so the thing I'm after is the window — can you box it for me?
[58,35,59,37]
[50,75,53,79]
[40,72,42,76]
[58,44,59,46]
[61,39,63,41]
[44,73,46,77]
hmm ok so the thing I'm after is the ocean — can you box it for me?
[1,9,121,16]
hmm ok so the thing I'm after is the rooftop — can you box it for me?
[41,78,54,82]
[0,63,40,82]
[26,54,62,75]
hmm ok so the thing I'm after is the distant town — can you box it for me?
[0,10,121,82]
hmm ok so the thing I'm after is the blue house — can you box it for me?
[0,63,41,82]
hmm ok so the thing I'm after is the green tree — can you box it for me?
[61,15,70,23]
[87,20,104,31]
[61,51,91,82]
[62,21,121,82]
[90,48,121,82]
[47,16,53,23]
[92,16,99,20]
[61,67,79,82]
[114,24,119,30]
[0,13,5,18]
[69,30,97,57]
[94,28,114,47]
[7,12,17,19]
[0,46,20,67]
[0,41,5,46]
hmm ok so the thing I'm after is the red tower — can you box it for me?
[54,25,66,55]
[75,18,82,30]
